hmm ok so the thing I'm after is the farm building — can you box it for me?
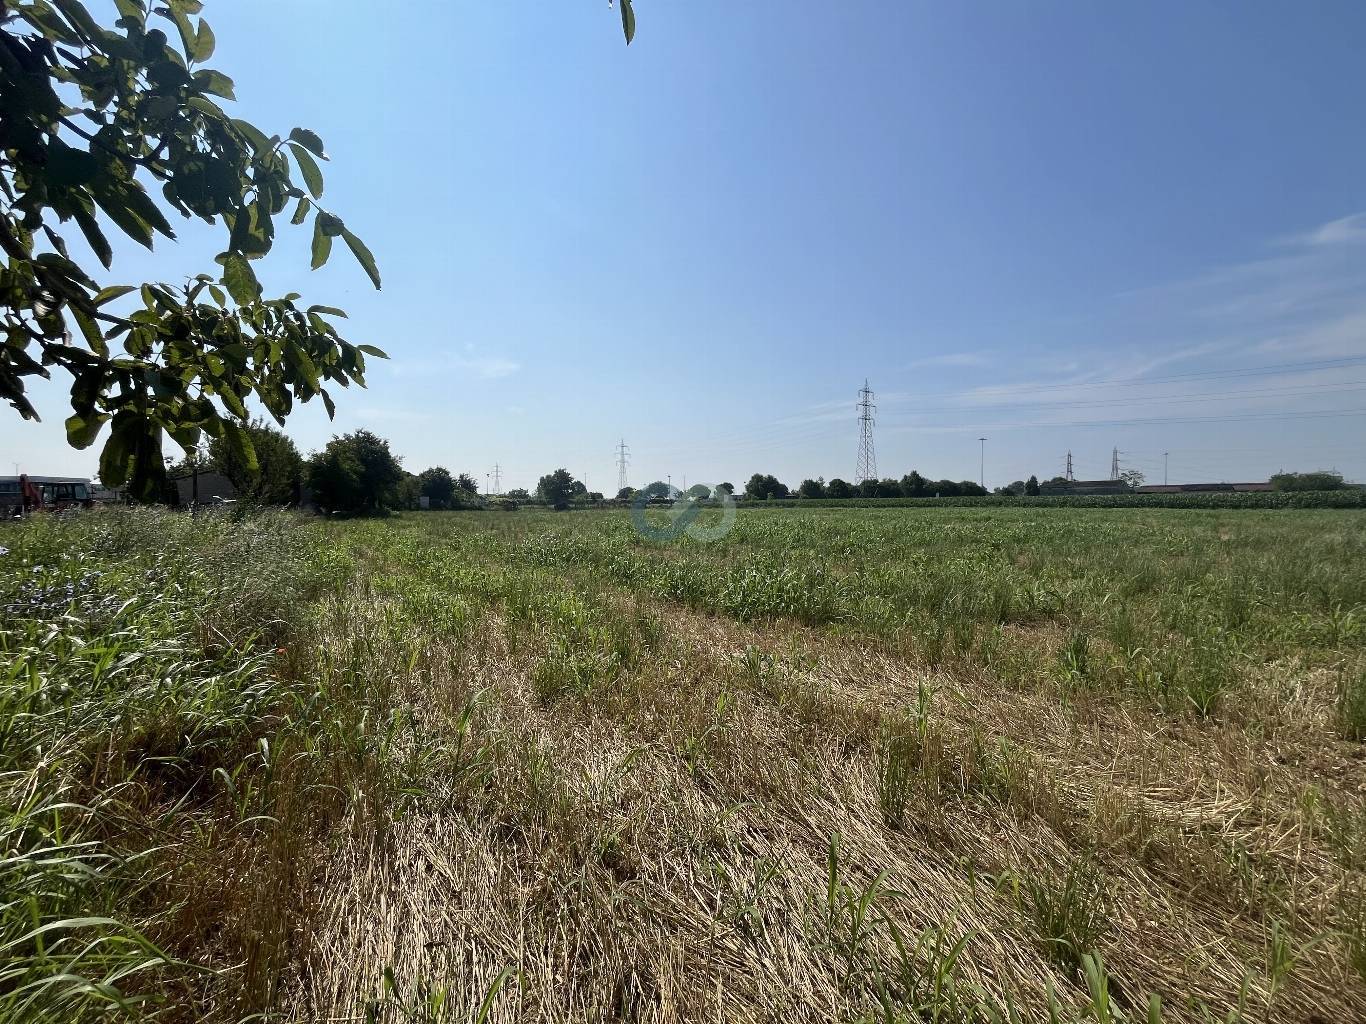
[171,470,238,506]
[1038,479,1132,496]
[1136,482,1273,494]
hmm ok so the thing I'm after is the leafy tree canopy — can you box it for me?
[418,466,455,508]
[745,473,789,500]
[1271,470,1345,492]
[307,429,402,514]
[640,480,670,499]
[206,417,301,505]
[797,478,825,499]
[456,472,479,493]
[0,0,386,501]
[1025,475,1040,496]
[615,486,635,501]
[684,483,711,501]
[536,468,581,507]
[826,478,852,499]
[900,471,927,497]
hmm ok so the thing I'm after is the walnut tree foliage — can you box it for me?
[1,0,638,500]
[0,0,387,499]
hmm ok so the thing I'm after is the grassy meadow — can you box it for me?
[4,505,1366,1022]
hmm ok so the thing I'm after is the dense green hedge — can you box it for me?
[739,490,1366,510]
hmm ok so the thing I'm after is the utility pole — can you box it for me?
[485,472,490,496]
[1163,451,1169,486]
[1065,450,1074,482]
[978,437,987,489]
[492,463,501,495]
[616,439,630,493]
[1110,446,1120,481]
[856,380,877,483]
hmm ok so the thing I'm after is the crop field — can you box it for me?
[4,505,1366,1023]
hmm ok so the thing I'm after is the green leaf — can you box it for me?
[208,284,226,306]
[311,217,332,270]
[342,229,381,290]
[307,305,348,319]
[71,306,109,357]
[187,94,228,119]
[222,252,260,304]
[228,201,273,258]
[620,0,635,44]
[221,418,258,472]
[287,342,320,391]
[196,70,236,99]
[192,17,215,61]
[288,127,327,159]
[287,142,324,200]
[357,344,389,358]
[91,182,154,248]
[74,208,113,269]
[93,285,135,306]
[230,118,270,154]
[121,182,176,240]
[168,5,196,58]
[220,387,248,419]
[290,196,311,225]
[65,411,109,449]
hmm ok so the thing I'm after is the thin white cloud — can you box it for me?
[1299,212,1366,247]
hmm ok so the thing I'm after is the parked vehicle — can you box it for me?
[1,475,94,517]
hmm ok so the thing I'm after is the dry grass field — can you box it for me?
[4,505,1366,1023]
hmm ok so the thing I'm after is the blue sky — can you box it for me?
[8,1,1366,490]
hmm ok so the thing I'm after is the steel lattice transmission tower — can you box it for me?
[491,463,501,495]
[856,380,877,483]
[1110,446,1121,481]
[1065,450,1074,482]
[616,439,630,494]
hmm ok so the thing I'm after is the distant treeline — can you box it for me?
[746,491,1366,510]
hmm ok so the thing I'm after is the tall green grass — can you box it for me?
[1,509,352,1021]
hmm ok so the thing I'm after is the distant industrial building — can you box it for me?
[1136,482,1272,494]
[1038,479,1131,496]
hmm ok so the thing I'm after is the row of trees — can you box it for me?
[167,427,1356,514]
[788,473,989,500]
[170,422,487,514]
[609,474,992,503]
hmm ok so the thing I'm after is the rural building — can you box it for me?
[1038,479,1132,496]
[172,470,237,506]
[1135,482,1273,494]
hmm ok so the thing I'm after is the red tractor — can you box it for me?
[1,475,94,518]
